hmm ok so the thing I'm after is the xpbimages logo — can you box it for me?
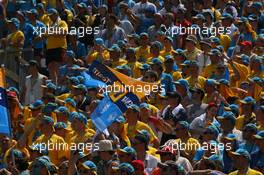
[164,24,231,37]
[33,26,100,37]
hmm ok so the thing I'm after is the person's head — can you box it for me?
[98,5,108,16]
[29,100,44,117]
[108,116,126,134]
[174,79,189,96]
[204,79,218,93]
[30,156,55,175]
[139,103,151,122]
[256,106,264,124]
[254,131,264,151]
[159,160,185,175]
[108,44,121,61]
[54,122,68,137]
[118,147,137,163]
[28,60,39,74]
[230,149,251,170]
[150,58,163,74]
[26,9,38,22]
[156,146,177,163]
[189,60,199,76]
[71,113,87,132]
[250,57,262,72]
[175,121,190,138]
[242,123,258,141]
[208,49,222,64]
[29,144,48,161]
[203,125,220,141]
[154,13,163,26]
[36,3,45,16]
[166,91,182,107]
[143,70,158,82]
[106,13,118,28]
[185,35,198,51]
[47,8,59,22]
[97,140,115,161]
[39,116,55,135]
[190,88,205,103]
[205,103,218,118]
[133,130,150,153]
[131,160,145,175]
[164,55,174,71]
[42,82,57,95]
[164,12,174,26]
[239,96,256,115]
[126,47,136,62]
[55,106,69,122]
[139,33,150,47]
[116,162,135,175]
[0,135,11,152]
[64,50,76,65]
[192,13,205,26]
[150,41,162,56]
[125,105,140,123]
[218,111,236,132]
[78,161,97,175]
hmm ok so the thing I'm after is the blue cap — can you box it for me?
[254,130,264,140]
[210,37,220,44]
[119,147,137,156]
[248,14,259,21]
[42,103,58,115]
[224,133,237,140]
[164,36,173,43]
[218,79,230,86]
[176,49,185,54]
[139,63,150,70]
[189,60,199,67]
[205,125,219,137]
[42,82,56,90]
[78,2,88,8]
[29,100,44,110]
[203,9,214,19]
[164,55,174,62]
[95,38,104,46]
[221,13,233,19]
[36,3,44,10]
[174,79,189,91]
[208,48,222,56]
[47,8,58,15]
[117,40,127,48]
[193,13,205,20]
[139,103,150,110]
[67,76,80,85]
[76,76,85,84]
[55,106,69,114]
[54,122,68,129]
[69,111,78,122]
[250,2,263,9]
[237,16,248,23]
[178,121,190,130]
[240,96,256,104]
[114,116,126,123]
[150,57,163,65]
[11,149,23,159]
[73,84,87,92]
[151,41,163,50]
[42,116,55,125]
[27,9,38,16]
[126,47,136,53]
[7,18,20,28]
[206,79,220,86]
[83,161,97,170]
[140,32,149,38]
[135,130,150,143]
[230,148,250,160]
[217,111,236,125]
[66,50,75,59]
[128,104,140,112]
[108,44,121,52]
[181,60,191,66]
[225,104,239,116]
[74,112,87,125]
[118,163,135,174]
[65,98,77,107]
[243,123,257,132]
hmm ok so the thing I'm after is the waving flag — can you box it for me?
[0,68,12,136]
[91,96,123,132]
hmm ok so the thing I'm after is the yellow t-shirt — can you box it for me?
[228,168,263,175]
[229,62,249,87]
[175,137,200,159]
[160,48,176,57]
[124,121,158,144]
[39,14,50,26]
[219,34,231,51]
[172,71,183,81]
[70,128,96,145]
[186,75,206,89]
[202,64,217,78]
[111,59,128,68]
[7,30,25,49]
[86,50,109,65]
[235,114,256,131]
[127,61,142,78]
[46,20,68,49]
[185,48,202,60]
[136,46,151,62]
[33,134,67,165]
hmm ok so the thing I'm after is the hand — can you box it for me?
[127,9,133,16]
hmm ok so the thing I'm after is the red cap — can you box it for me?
[240,41,252,47]
[7,91,17,98]
[156,146,177,155]
[131,160,145,172]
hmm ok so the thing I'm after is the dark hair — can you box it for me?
[166,91,182,104]
[15,158,29,171]
[108,13,118,24]
[144,70,158,81]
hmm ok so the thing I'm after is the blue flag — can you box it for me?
[81,71,107,88]
[0,87,12,136]
[91,96,123,132]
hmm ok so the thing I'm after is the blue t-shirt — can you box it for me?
[21,22,36,47]
[32,20,46,49]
